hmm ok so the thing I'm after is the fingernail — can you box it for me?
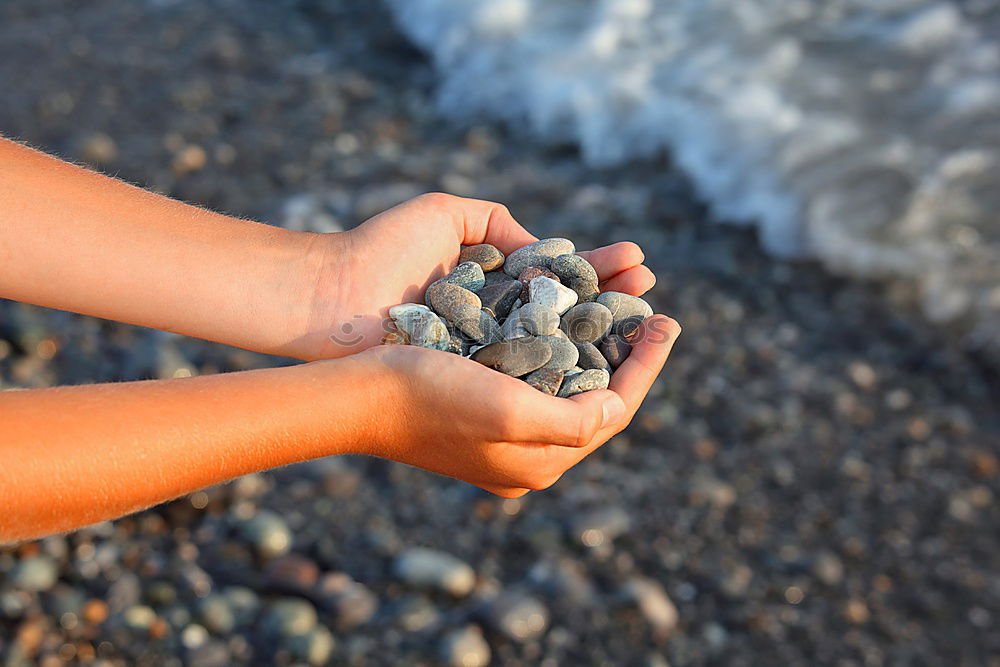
[601,395,626,428]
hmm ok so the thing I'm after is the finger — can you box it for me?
[412,193,538,255]
[475,483,531,499]
[599,264,656,296]
[577,242,645,281]
[507,383,623,448]
[607,314,681,425]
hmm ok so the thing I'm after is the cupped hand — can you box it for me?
[355,314,681,497]
[289,193,657,361]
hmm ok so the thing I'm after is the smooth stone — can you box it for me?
[471,337,552,377]
[11,556,58,592]
[439,261,487,293]
[537,335,580,371]
[427,283,482,322]
[504,238,576,276]
[516,266,561,302]
[389,303,432,331]
[611,314,646,340]
[390,304,451,351]
[571,506,631,546]
[459,244,504,271]
[197,594,236,635]
[482,591,550,642]
[394,548,476,597]
[550,253,600,302]
[597,291,653,322]
[622,578,679,638]
[501,302,559,338]
[222,587,261,627]
[260,598,318,638]
[529,276,578,315]
[600,334,632,370]
[287,627,336,665]
[483,270,516,286]
[477,280,522,320]
[453,305,502,344]
[524,368,564,395]
[440,625,491,667]
[395,595,441,632]
[317,574,378,631]
[263,554,320,593]
[122,605,157,632]
[557,368,610,397]
[560,302,613,343]
[574,341,611,372]
[550,327,569,340]
[240,511,292,559]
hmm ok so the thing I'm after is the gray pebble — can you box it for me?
[611,314,646,340]
[317,574,379,631]
[502,302,559,338]
[240,511,292,559]
[483,270,516,286]
[11,556,58,592]
[222,586,260,627]
[456,306,503,344]
[482,591,549,642]
[550,253,600,302]
[597,291,653,322]
[524,368,565,395]
[260,598,318,638]
[622,578,678,638]
[478,280,522,320]
[471,337,553,377]
[287,627,336,665]
[571,506,631,546]
[198,594,236,635]
[389,304,451,351]
[504,238,575,276]
[122,604,157,632]
[574,341,611,372]
[440,625,491,667]
[459,244,504,271]
[394,548,476,597]
[560,302,613,343]
[435,261,487,293]
[600,334,632,370]
[537,335,580,371]
[557,368,611,397]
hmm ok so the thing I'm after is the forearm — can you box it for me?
[0,357,382,543]
[0,137,321,357]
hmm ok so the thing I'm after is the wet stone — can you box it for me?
[550,253,600,302]
[529,276,578,315]
[517,266,561,302]
[557,368,611,397]
[574,341,610,372]
[472,337,553,377]
[459,244,504,271]
[502,302,560,338]
[600,334,632,370]
[560,302,613,344]
[611,314,646,340]
[504,238,576,276]
[597,291,653,322]
[524,368,564,395]
[537,335,580,371]
[478,280,522,320]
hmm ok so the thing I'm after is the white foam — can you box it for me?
[389,0,1000,350]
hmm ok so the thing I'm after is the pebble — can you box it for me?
[517,266,561,302]
[394,548,477,597]
[504,238,576,276]
[260,598,318,637]
[529,276,578,315]
[222,587,261,628]
[395,595,441,632]
[440,625,491,667]
[317,574,379,631]
[122,604,158,632]
[431,261,486,294]
[560,303,613,343]
[197,594,236,635]
[571,506,631,546]
[482,591,549,642]
[622,578,678,638]
[600,334,632,370]
[239,511,292,559]
[537,335,580,371]
[11,556,58,592]
[389,304,451,351]
[456,306,503,344]
[478,280,522,320]
[472,337,553,377]
[550,253,600,302]
[611,314,646,340]
[524,368,564,395]
[483,270,516,286]
[187,640,232,667]
[287,627,336,665]
[597,291,653,322]
[263,554,320,593]
[501,303,559,338]
[459,244,504,271]
[427,283,482,322]
[574,341,611,372]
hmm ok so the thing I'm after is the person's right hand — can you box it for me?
[354,315,681,497]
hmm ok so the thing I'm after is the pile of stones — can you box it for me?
[383,239,652,397]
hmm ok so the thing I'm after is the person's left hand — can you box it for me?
[284,192,657,361]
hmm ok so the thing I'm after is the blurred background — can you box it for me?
[0,1,998,665]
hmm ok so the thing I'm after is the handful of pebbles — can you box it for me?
[382,239,652,398]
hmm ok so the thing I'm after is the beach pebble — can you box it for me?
[287,627,336,665]
[600,334,632,370]
[597,291,653,322]
[537,335,580,371]
[317,574,378,631]
[427,283,481,322]
[390,304,451,351]
[482,591,549,642]
[550,253,600,302]
[504,238,576,276]
[459,244,504,271]
[558,369,610,397]
[502,302,559,338]
[260,598,318,638]
[197,594,236,635]
[524,368,565,395]
[11,556,58,592]
[574,341,611,372]
[440,625,491,667]
[621,578,678,638]
[529,276,578,315]
[517,266,561,302]
[472,337,553,377]
[478,280,522,320]
[483,270,516,286]
[394,548,476,597]
[433,261,486,294]
[240,511,292,559]
[459,306,503,344]
[571,506,631,546]
[611,314,646,340]
[560,302,613,343]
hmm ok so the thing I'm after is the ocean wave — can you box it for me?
[388,0,1000,352]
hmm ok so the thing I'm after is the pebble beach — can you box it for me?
[1,1,998,665]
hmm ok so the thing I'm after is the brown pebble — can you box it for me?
[82,600,109,625]
[382,330,410,345]
[459,244,505,271]
[600,335,632,370]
